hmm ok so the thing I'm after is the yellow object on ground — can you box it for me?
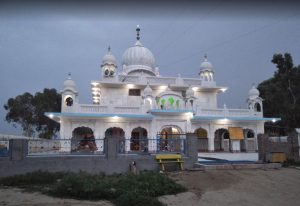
[155,154,184,171]
[271,153,287,163]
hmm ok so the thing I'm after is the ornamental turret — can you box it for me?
[247,84,263,115]
[199,54,214,82]
[61,73,78,109]
[101,46,117,79]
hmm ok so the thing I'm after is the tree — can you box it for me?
[258,53,300,134]
[4,88,61,138]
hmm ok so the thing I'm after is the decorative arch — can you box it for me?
[104,127,125,138]
[244,129,255,139]
[194,128,208,138]
[157,91,184,110]
[71,126,97,152]
[130,127,148,151]
[160,125,183,135]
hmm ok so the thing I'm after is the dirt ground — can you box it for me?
[1,168,300,206]
[160,167,300,206]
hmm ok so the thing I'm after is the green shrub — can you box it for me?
[115,172,186,197]
[51,171,117,200]
[0,170,66,187]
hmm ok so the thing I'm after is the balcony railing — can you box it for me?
[61,102,262,118]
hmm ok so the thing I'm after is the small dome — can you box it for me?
[186,86,194,98]
[64,73,76,88]
[248,85,260,98]
[122,40,155,70]
[200,55,213,71]
[101,47,117,67]
[62,73,78,94]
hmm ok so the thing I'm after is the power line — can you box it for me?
[160,12,299,68]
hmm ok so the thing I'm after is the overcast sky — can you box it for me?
[1,1,300,135]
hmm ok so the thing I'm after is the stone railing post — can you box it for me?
[288,130,300,161]
[9,139,28,161]
[257,133,268,162]
[186,133,198,165]
[106,137,118,159]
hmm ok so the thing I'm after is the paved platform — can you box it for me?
[198,152,258,165]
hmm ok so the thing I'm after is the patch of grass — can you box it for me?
[115,192,164,206]
[0,171,186,206]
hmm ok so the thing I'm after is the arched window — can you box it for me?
[254,102,261,112]
[246,130,255,138]
[65,97,73,106]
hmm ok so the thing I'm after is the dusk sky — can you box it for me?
[1,1,300,135]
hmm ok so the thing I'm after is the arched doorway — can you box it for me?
[72,126,97,152]
[214,128,229,152]
[194,128,208,152]
[105,127,125,153]
[159,126,183,152]
[130,127,148,152]
[243,129,256,152]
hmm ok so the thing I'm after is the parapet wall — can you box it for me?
[0,134,198,177]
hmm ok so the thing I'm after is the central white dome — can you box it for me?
[122,40,156,75]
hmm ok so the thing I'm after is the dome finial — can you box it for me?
[136,25,140,40]
[108,45,111,52]
[204,54,208,61]
[68,72,72,79]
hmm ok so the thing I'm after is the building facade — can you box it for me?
[46,26,279,153]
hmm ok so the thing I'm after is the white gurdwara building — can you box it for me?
[46,26,278,153]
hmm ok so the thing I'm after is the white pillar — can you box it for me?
[149,119,157,152]
[125,125,131,153]
[208,137,214,152]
